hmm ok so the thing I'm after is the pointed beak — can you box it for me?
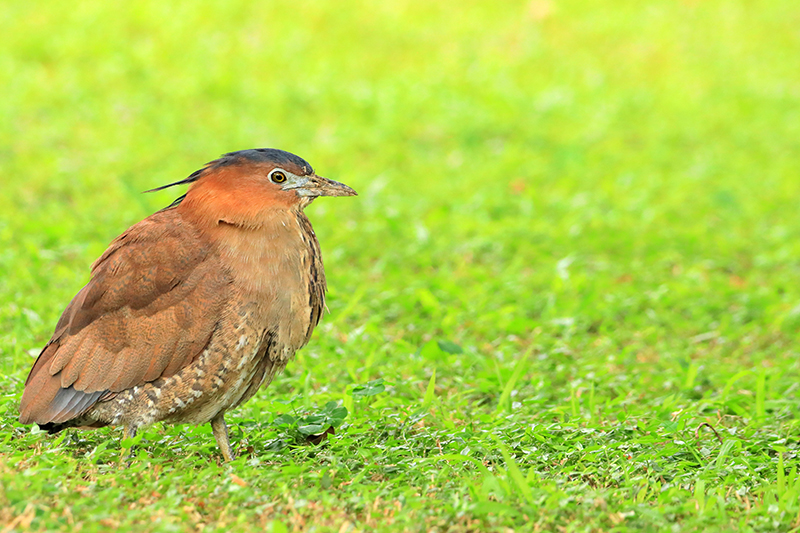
[295,175,357,198]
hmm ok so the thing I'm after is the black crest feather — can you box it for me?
[145,148,313,209]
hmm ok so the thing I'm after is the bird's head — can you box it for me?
[149,149,356,228]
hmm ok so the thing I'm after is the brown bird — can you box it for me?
[18,148,356,460]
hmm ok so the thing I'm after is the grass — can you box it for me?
[1,0,800,530]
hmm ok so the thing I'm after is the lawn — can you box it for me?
[1,0,800,531]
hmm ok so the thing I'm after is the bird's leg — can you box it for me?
[120,425,138,464]
[211,413,235,461]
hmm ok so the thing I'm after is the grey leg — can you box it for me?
[121,425,138,463]
[211,413,235,461]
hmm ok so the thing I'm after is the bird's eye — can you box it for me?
[271,171,287,184]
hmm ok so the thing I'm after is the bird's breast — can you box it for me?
[214,212,325,353]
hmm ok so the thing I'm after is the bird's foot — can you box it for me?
[119,425,138,465]
[211,414,235,462]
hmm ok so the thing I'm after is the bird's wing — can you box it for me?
[19,209,231,425]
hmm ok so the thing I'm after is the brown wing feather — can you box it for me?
[19,209,230,425]
[297,213,326,341]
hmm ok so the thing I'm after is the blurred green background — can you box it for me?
[2,0,800,530]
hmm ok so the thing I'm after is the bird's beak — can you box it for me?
[294,175,357,198]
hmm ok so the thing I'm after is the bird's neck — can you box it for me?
[184,205,316,295]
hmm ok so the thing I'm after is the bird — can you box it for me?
[18,148,356,461]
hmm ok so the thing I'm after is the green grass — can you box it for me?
[2,0,800,531]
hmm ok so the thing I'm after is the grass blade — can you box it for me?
[496,345,533,413]
[423,369,437,408]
